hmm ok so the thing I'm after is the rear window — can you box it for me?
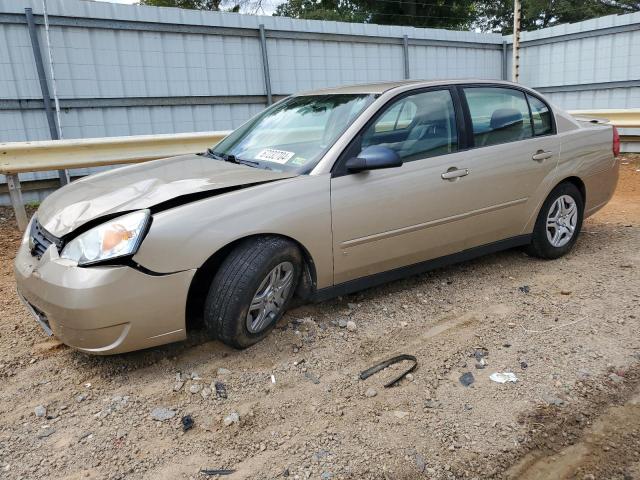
[463,87,533,147]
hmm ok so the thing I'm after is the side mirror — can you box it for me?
[346,146,402,173]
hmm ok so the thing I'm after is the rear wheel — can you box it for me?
[204,236,301,349]
[526,182,584,259]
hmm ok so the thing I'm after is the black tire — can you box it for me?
[204,236,302,349]
[526,182,584,259]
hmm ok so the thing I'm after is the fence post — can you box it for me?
[502,41,508,80]
[403,35,410,79]
[258,24,273,106]
[512,0,521,82]
[7,174,28,232]
[25,7,70,186]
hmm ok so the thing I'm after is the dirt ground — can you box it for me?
[0,155,639,480]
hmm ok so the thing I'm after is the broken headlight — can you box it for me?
[61,210,150,266]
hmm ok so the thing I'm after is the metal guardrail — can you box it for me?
[2,131,229,230]
[568,109,640,127]
[0,131,230,175]
[2,109,639,231]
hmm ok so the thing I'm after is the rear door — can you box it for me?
[455,85,561,248]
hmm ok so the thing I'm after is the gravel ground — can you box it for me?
[0,155,639,480]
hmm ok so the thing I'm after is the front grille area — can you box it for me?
[30,220,61,259]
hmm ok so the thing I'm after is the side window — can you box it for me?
[464,87,533,147]
[374,100,417,133]
[362,90,458,162]
[527,94,553,136]
[395,101,417,129]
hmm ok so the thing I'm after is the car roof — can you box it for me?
[297,79,524,96]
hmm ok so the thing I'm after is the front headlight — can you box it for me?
[61,210,150,266]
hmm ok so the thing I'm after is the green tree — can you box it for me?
[477,0,640,33]
[275,0,640,32]
[275,0,478,30]
[138,0,254,12]
[274,0,368,22]
[140,0,222,8]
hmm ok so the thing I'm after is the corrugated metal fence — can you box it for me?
[0,0,639,204]
[514,13,640,109]
[0,0,504,143]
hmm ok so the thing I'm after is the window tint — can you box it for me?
[527,94,552,136]
[464,87,533,147]
[362,89,458,162]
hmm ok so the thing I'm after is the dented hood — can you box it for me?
[37,154,297,237]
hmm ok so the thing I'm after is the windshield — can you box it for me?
[210,94,375,173]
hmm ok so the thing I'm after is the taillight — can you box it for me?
[612,125,620,157]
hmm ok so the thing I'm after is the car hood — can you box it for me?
[37,154,298,237]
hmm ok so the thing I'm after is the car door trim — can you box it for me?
[340,197,528,249]
[312,234,532,302]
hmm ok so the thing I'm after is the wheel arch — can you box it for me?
[523,175,587,235]
[184,233,318,331]
[560,175,586,203]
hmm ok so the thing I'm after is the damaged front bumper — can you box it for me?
[14,239,196,355]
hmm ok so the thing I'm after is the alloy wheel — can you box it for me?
[246,261,294,333]
[546,194,578,248]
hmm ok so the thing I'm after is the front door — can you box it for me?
[330,88,470,285]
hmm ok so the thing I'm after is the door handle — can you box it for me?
[441,168,469,180]
[532,150,553,161]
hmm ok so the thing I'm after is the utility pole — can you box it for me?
[512,0,521,82]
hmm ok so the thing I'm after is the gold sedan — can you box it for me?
[15,80,620,354]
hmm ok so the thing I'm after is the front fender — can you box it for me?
[132,174,334,289]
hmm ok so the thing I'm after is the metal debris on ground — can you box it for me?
[473,347,489,361]
[489,372,518,383]
[473,347,489,369]
[214,381,227,399]
[519,285,530,293]
[181,415,194,432]
[359,354,418,388]
[459,372,475,387]
[201,468,235,476]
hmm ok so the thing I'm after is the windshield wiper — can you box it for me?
[205,148,225,161]
[206,149,270,170]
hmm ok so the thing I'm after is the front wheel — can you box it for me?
[204,237,302,349]
[526,182,584,259]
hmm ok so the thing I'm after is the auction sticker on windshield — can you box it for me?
[255,148,295,164]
